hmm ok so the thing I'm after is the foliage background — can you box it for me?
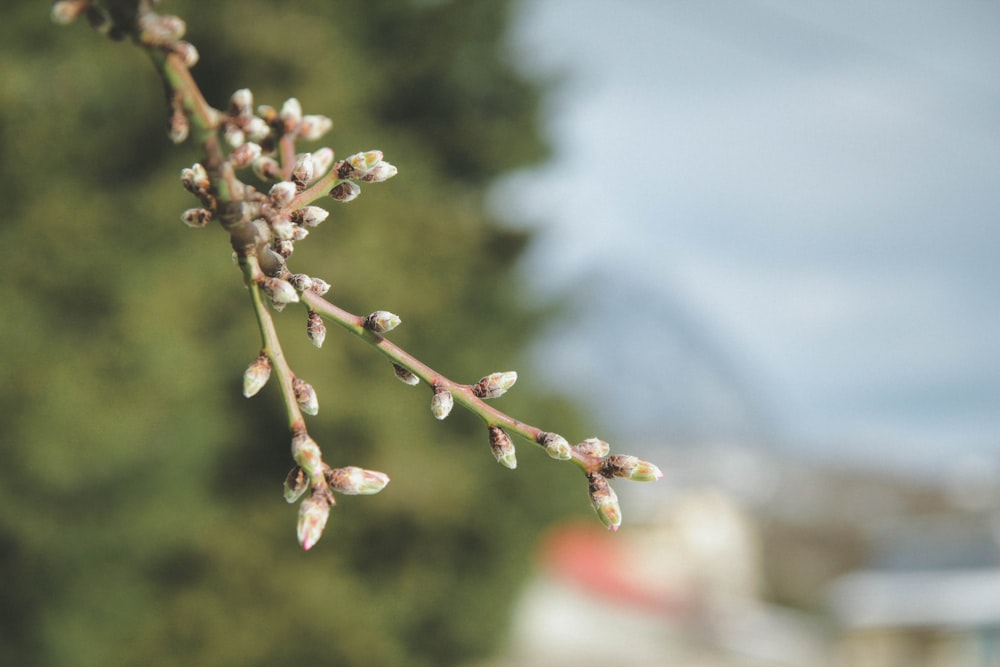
[0,1,588,664]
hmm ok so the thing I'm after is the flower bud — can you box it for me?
[181,207,212,228]
[280,97,302,133]
[306,310,326,349]
[574,437,610,459]
[308,277,331,296]
[292,153,315,190]
[291,225,309,241]
[174,41,199,68]
[299,114,333,141]
[271,215,296,241]
[292,206,330,227]
[311,147,335,177]
[288,273,314,292]
[260,277,299,305]
[297,489,333,551]
[51,0,88,24]
[326,466,390,495]
[245,117,270,143]
[602,455,663,482]
[364,310,401,334]
[357,161,397,183]
[293,378,319,415]
[537,432,572,460]
[431,386,454,420]
[242,353,271,398]
[157,15,187,41]
[269,181,297,207]
[348,150,384,173]
[472,371,517,399]
[230,88,253,115]
[168,107,189,144]
[230,141,261,169]
[489,425,517,469]
[283,465,308,503]
[392,363,419,386]
[252,156,281,181]
[588,474,622,531]
[291,431,323,476]
[329,181,361,203]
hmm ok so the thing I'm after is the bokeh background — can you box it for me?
[3,1,1000,666]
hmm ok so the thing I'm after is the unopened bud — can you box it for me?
[431,386,454,420]
[297,489,333,551]
[242,353,271,398]
[181,207,212,228]
[329,181,361,203]
[180,162,209,193]
[588,474,622,531]
[271,215,296,241]
[348,150,384,173]
[283,465,308,503]
[51,0,89,24]
[291,225,309,241]
[326,466,390,495]
[357,161,397,183]
[279,97,302,133]
[392,363,419,386]
[252,156,281,181]
[306,310,326,349]
[291,431,323,476]
[245,117,270,142]
[293,378,319,415]
[168,107,189,144]
[292,206,329,227]
[489,425,517,469]
[537,432,572,460]
[365,310,401,334]
[260,277,299,305]
[602,455,663,482]
[230,88,253,115]
[288,273,314,292]
[473,371,517,399]
[311,147,335,177]
[575,437,610,459]
[269,181,297,207]
[299,114,333,141]
[157,15,187,41]
[174,41,199,68]
[308,277,331,296]
[230,141,261,169]
[292,153,315,190]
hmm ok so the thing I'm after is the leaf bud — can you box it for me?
[537,432,572,460]
[574,437,610,459]
[472,371,517,399]
[242,353,271,398]
[293,378,319,416]
[260,277,299,305]
[291,431,323,476]
[430,386,454,420]
[181,208,212,228]
[588,473,622,531]
[283,465,308,504]
[392,363,419,386]
[231,142,262,169]
[329,181,361,203]
[326,466,390,495]
[252,156,281,182]
[364,310,401,334]
[269,181,297,208]
[602,455,664,482]
[297,489,333,551]
[306,310,326,349]
[488,425,517,469]
[292,206,330,227]
[299,114,333,141]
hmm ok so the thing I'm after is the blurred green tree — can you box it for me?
[0,1,588,665]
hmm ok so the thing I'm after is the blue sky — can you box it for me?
[492,0,1000,475]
